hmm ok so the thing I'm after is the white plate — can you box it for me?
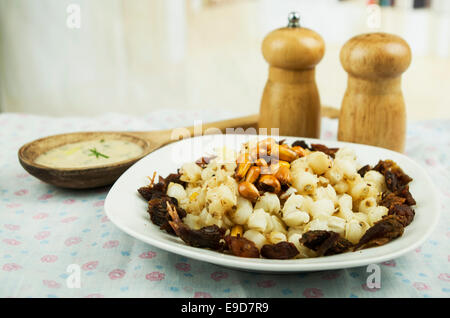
[105,134,440,273]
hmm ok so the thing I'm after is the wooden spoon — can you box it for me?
[18,107,339,189]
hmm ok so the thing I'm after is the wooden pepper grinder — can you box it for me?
[338,32,412,152]
[259,12,325,138]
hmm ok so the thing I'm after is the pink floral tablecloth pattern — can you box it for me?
[0,111,448,298]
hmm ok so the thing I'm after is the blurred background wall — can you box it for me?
[0,0,449,119]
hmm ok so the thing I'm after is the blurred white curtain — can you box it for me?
[0,0,186,115]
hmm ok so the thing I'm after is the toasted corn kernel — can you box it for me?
[270,145,298,162]
[258,175,281,194]
[274,165,292,185]
[292,146,307,157]
[249,146,266,161]
[236,152,250,164]
[256,158,269,167]
[270,160,290,174]
[248,138,276,160]
[259,165,272,175]
[231,225,244,237]
[258,138,276,152]
[245,166,261,184]
[238,181,260,202]
[279,160,290,168]
[235,153,252,179]
[278,146,298,162]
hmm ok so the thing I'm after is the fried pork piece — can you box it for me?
[388,204,415,227]
[291,140,312,150]
[300,231,353,256]
[373,160,412,192]
[357,164,372,177]
[261,242,299,259]
[380,192,406,210]
[380,190,415,227]
[138,172,185,201]
[195,155,217,168]
[167,203,226,250]
[224,235,260,258]
[148,196,185,234]
[395,185,416,206]
[310,144,339,158]
[138,181,165,201]
[354,215,404,250]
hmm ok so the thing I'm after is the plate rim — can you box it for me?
[105,134,441,272]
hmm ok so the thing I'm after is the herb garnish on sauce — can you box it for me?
[88,148,109,159]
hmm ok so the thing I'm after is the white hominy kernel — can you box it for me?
[243,230,267,250]
[324,166,344,184]
[358,197,377,213]
[264,213,274,233]
[300,196,315,214]
[230,197,253,225]
[247,208,268,232]
[183,214,201,230]
[334,157,357,180]
[367,206,389,226]
[291,157,309,173]
[345,219,370,244]
[338,194,353,211]
[307,151,332,175]
[180,162,202,183]
[254,192,281,215]
[282,194,304,216]
[296,244,318,258]
[326,216,346,235]
[269,232,287,244]
[335,207,354,221]
[288,233,303,251]
[305,218,328,232]
[201,166,215,181]
[280,187,298,200]
[318,176,330,187]
[287,227,305,237]
[271,215,287,234]
[335,148,356,160]
[333,181,349,194]
[222,214,234,229]
[363,170,386,192]
[167,182,187,204]
[292,171,318,194]
[206,184,236,217]
[283,210,310,227]
[310,199,335,219]
[182,186,206,215]
[349,180,370,201]
[352,212,370,224]
[315,185,337,203]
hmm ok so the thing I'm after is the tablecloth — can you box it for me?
[0,110,448,298]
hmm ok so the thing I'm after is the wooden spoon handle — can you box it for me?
[182,105,339,136]
[184,113,259,136]
[131,106,339,149]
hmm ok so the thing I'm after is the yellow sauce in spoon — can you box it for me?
[35,139,143,169]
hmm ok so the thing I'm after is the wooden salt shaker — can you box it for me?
[259,12,325,138]
[338,33,412,152]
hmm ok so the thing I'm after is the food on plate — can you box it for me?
[137,138,416,259]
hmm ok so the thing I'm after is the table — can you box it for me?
[0,111,448,298]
